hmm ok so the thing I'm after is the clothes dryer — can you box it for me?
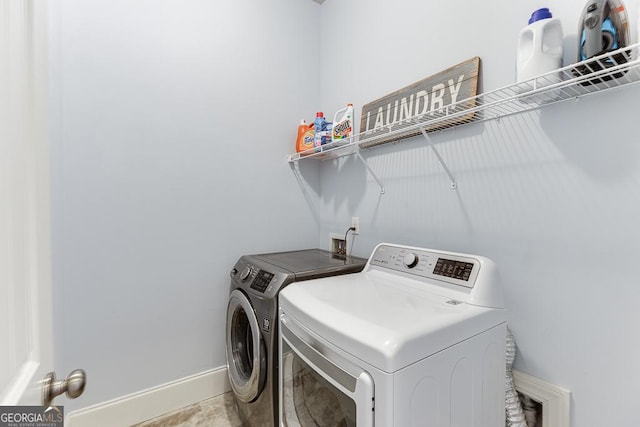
[279,243,507,427]
[226,249,366,426]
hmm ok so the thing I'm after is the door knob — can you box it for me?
[42,369,86,407]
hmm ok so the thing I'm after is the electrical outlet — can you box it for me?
[351,217,360,235]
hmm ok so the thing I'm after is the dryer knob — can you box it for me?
[403,253,419,268]
[240,266,253,281]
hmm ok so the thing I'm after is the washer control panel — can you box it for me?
[250,270,275,293]
[230,259,282,295]
[369,244,480,288]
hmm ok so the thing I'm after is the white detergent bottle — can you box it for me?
[332,103,354,144]
[516,8,563,94]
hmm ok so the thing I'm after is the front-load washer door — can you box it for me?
[226,289,267,403]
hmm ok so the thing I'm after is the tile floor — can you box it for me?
[131,392,244,427]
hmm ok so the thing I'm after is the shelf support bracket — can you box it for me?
[355,151,385,194]
[418,126,457,190]
[289,162,322,224]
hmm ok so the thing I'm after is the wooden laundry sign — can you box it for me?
[359,57,480,148]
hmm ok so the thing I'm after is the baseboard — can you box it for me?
[66,366,230,427]
[513,369,571,427]
[65,365,567,427]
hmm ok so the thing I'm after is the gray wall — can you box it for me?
[316,1,640,426]
[49,0,322,411]
[49,0,640,423]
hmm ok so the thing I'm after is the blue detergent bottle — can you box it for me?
[313,112,326,152]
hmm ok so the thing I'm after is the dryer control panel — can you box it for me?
[369,244,481,289]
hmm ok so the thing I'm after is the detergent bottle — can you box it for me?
[516,8,563,86]
[332,104,354,144]
[313,112,327,151]
[296,120,315,153]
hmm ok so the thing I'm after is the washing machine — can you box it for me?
[278,243,507,427]
[226,248,367,426]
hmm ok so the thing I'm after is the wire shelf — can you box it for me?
[288,43,640,162]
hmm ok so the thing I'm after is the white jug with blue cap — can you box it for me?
[516,8,564,90]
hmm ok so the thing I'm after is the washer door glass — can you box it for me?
[226,289,266,402]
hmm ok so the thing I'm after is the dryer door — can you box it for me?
[280,313,375,427]
[226,289,267,402]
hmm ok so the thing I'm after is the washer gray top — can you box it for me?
[253,248,366,281]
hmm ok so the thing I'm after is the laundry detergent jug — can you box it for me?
[516,8,563,93]
[296,120,315,153]
[332,104,354,145]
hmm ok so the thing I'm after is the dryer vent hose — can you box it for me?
[505,327,528,427]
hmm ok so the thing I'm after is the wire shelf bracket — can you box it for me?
[355,151,385,194]
[418,125,457,190]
